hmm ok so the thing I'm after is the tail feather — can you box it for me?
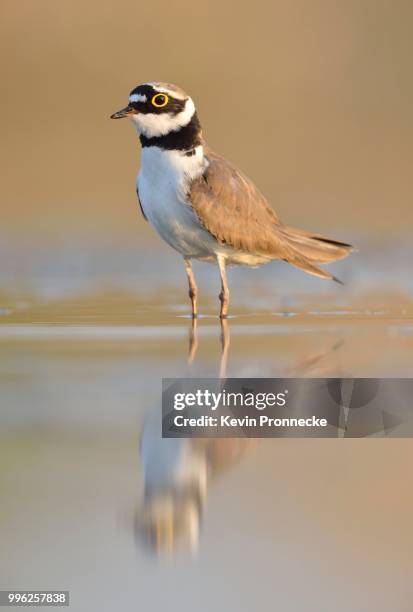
[285,252,340,283]
[279,225,354,264]
[278,225,354,282]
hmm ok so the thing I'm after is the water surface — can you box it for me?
[0,244,412,611]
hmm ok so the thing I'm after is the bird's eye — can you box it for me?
[151,93,169,108]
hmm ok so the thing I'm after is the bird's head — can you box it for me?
[110,82,198,140]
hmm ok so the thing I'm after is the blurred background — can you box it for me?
[1,0,413,245]
[1,2,413,611]
[1,0,412,301]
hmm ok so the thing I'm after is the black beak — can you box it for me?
[110,104,136,119]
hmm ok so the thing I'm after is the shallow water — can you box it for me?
[1,244,412,611]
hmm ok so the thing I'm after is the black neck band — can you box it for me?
[139,113,202,151]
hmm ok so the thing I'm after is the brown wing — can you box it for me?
[188,150,286,256]
[188,150,354,281]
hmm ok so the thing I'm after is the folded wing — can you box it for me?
[189,150,354,281]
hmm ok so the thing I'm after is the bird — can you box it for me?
[111,82,354,318]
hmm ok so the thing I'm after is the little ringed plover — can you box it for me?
[111,82,354,317]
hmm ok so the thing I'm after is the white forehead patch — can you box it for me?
[144,82,187,100]
[129,93,147,103]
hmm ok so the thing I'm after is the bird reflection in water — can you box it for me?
[136,317,343,557]
[138,412,254,556]
[136,317,254,556]
[188,317,230,378]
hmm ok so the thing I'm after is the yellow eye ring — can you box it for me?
[151,93,169,108]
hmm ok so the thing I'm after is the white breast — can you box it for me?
[137,146,272,267]
[137,146,217,259]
